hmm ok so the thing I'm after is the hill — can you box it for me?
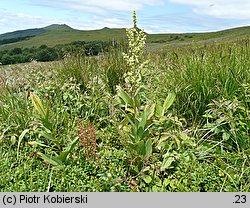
[43,24,73,31]
[0,24,74,41]
[0,28,46,41]
[0,25,126,50]
[0,24,250,51]
[147,26,250,50]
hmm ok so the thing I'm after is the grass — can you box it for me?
[151,40,250,123]
[0,22,249,191]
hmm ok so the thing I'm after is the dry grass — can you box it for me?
[77,119,97,160]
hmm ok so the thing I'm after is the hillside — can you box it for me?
[147,26,250,50]
[0,25,127,50]
[0,24,250,51]
[0,28,46,41]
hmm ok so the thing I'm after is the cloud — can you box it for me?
[0,9,131,34]
[140,13,221,33]
[169,0,250,19]
[30,0,164,13]
[65,15,131,31]
[1,0,250,34]
[0,10,51,33]
[0,0,165,34]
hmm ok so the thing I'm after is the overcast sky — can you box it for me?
[1,0,250,34]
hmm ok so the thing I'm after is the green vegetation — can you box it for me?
[0,41,113,65]
[0,36,35,45]
[0,28,46,41]
[0,12,249,192]
[0,45,58,64]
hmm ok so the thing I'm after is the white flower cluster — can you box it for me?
[122,11,149,93]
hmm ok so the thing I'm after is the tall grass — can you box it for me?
[152,39,250,125]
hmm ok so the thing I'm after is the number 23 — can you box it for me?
[235,195,246,203]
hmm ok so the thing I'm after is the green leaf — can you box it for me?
[144,103,155,121]
[30,93,47,119]
[125,107,135,114]
[117,86,133,107]
[155,101,163,117]
[57,138,79,162]
[30,93,51,129]
[133,140,146,156]
[28,141,48,147]
[163,92,175,112]
[39,129,61,149]
[138,110,147,131]
[129,134,136,143]
[17,129,29,159]
[173,135,181,149]
[134,86,144,107]
[145,139,152,159]
[143,175,152,184]
[11,135,16,145]
[119,114,132,130]
[222,132,230,141]
[137,126,145,140]
[126,113,135,125]
[37,152,63,169]
[138,103,155,133]
[152,185,159,192]
[39,130,54,142]
[161,156,175,171]
[134,86,144,98]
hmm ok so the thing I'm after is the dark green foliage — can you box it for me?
[1,53,15,65]
[0,40,116,65]
[0,46,59,64]
[9,48,22,55]
[36,47,58,62]
[0,28,45,41]
[0,36,35,45]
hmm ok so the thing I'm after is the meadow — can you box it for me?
[0,13,249,192]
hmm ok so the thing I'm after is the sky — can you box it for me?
[1,0,250,34]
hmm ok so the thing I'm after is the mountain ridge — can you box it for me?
[0,24,250,51]
[0,24,75,41]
